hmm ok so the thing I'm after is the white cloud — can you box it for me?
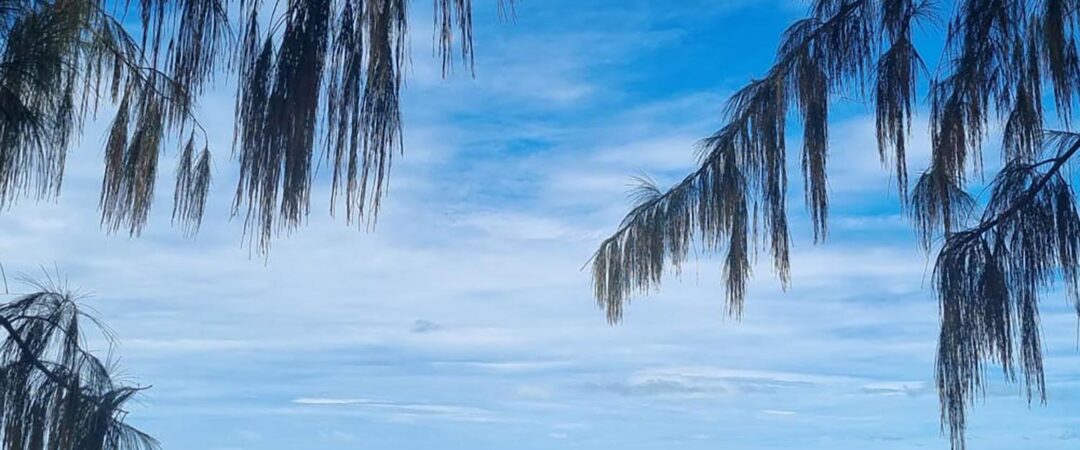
[290,397,505,424]
[293,398,370,406]
[761,409,798,416]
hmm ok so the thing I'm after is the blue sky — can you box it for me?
[1,1,1079,449]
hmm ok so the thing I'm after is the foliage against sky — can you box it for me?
[592,2,1080,448]
[0,1,1078,450]
[0,0,510,253]
[0,285,157,450]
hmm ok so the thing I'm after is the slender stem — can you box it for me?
[0,314,68,385]
[0,309,152,402]
[956,135,1080,245]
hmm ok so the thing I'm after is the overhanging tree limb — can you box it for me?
[594,2,1080,449]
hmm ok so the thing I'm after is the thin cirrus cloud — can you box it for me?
[290,398,505,424]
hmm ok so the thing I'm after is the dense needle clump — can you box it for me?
[593,1,1080,448]
[0,283,157,450]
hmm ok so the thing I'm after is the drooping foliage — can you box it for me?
[0,0,510,252]
[593,1,1080,448]
[0,285,157,450]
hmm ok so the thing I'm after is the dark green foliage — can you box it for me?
[593,0,881,321]
[934,131,1080,448]
[233,0,334,252]
[173,134,212,237]
[0,0,510,252]
[594,1,1080,448]
[0,284,157,450]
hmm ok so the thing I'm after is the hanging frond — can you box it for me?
[436,0,475,75]
[1001,20,1045,163]
[168,0,230,100]
[909,165,975,250]
[100,83,165,235]
[593,0,881,322]
[0,0,506,249]
[229,0,509,254]
[233,0,333,252]
[875,0,932,198]
[0,2,80,208]
[934,131,1080,449]
[785,20,831,241]
[325,0,408,231]
[597,4,1080,450]
[173,134,212,237]
[1038,0,1080,120]
[436,0,517,73]
[928,0,1029,185]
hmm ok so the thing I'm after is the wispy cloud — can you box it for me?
[290,397,506,423]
